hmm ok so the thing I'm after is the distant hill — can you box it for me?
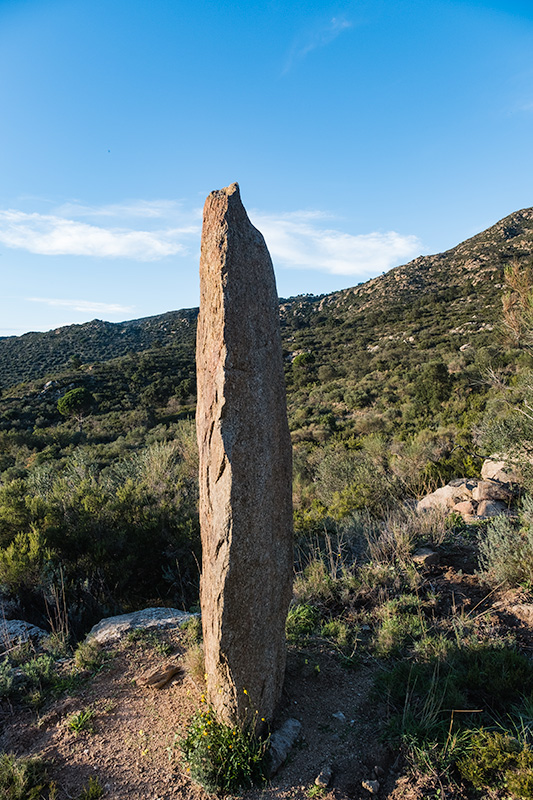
[1,206,532,393]
[0,309,198,390]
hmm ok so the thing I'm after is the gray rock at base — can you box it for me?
[87,608,196,644]
[268,718,302,776]
[0,620,48,648]
[332,710,346,721]
[448,479,477,490]
[509,603,533,625]
[196,183,293,726]
[476,499,508,518]
[412,547,440,568]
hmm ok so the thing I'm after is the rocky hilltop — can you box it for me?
[1,206,533,391]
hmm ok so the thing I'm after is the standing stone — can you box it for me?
[196,183,293,726]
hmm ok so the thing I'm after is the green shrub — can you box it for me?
[181,706,269,794]
[0,751,52,799]
[372,595,425,658]
[74,640,103,672]
[321,618,359,665]
[21,654,55,691]
[68,709,95,734]
[0,658,14,698]
[286,604,319,642]
[293,560,336,606]
[457,729,533,796]
[77,775,103,799]
[0,527,51,594]
[479,496,533,587]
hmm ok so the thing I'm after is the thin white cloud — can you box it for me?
[0,209,198,260]
[54,199,188,220]
[284,16,353,73]
[27,298,134,315]
[251,211,422,278]
[0,200,421,281]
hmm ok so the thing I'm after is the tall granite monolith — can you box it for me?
[196,182,293,726]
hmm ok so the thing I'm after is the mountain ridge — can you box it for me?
[1,206,532,391]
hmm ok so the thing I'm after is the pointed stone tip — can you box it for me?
[208,182,240,201]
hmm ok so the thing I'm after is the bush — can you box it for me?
[0,527,51,594]
[74,639,103,672]
[0,659,13,698]
[479,496,533,587]
[286,604,319,642]
[181,705,269,794]
[0,751,52,799]
[458,729,533,796]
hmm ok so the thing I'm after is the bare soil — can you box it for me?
[1,562,532,800]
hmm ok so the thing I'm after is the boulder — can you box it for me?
[196,183,293,726]
[476,499,508,518]
[0,620,47,648]
[481,458,520,484]
[473,480,512,503]
[417,483,472,512]
[87,608,195,644]
[453,500,476,516]
[412,547,440,568]
[268,718,302,776]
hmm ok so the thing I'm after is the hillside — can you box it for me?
[2,206,533,393]
[0,309,198,391]
[2,209,533,800]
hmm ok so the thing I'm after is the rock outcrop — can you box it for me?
[417,474,516,521]
[87,608,195,644]
[196,183,293,726]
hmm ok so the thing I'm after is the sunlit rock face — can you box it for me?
[196,182,293,726]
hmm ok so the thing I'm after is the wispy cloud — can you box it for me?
[251,211,422,278]
[0,199,421,282]
[284,16,353,73]
[0,209,199,260]
[27,297,134,315]
[54,199,194,221]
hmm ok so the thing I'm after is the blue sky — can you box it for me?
[1,0,532,336]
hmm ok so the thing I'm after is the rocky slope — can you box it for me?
[2,207,533,391]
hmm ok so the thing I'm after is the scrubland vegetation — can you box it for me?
[2,213,533,796]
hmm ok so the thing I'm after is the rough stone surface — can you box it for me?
[453,500,475,516]
[87,608,195,644]
[417,483,471,512]
[509,604,533,625]
[0,620,48,648]
[268,718,302,776]
[196,183,293,726]
[476,499,508,518]
[481,458,520,484]
[473,480,512,503]
[138,663,183,689]
[362,778,380,795]
[412,547,440,568]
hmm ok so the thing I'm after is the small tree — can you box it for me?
[57,387,95,432]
